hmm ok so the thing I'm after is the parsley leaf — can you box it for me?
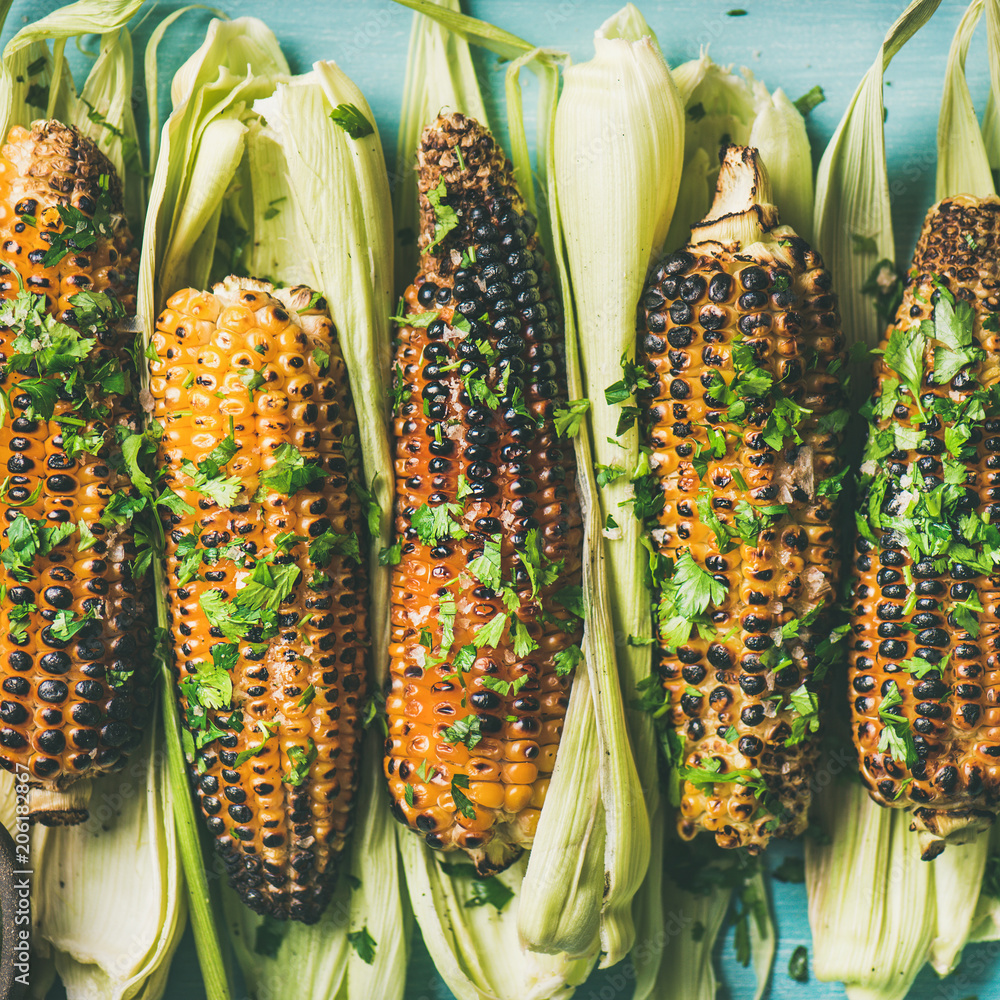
[308,528,360,566]
[554,643,584,676]
[474,611,508,650]
[451,773,477,819]
[877,681,917,767]
[552,399,590,438]
[441,715,482,750]
[411,501,466,546]
[329,103,375,139]
[282,739,318,786]
[468,533,502,591]
[425,178,459,252]
[346,927,377,965]
[258,443,326,498]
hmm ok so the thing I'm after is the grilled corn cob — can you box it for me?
[850,193,1000,858]
[639,145,846,853]
[0,120,151,824]
[150,277,368,921]
[386,112,583,875]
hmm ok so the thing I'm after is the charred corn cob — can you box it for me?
[850,194,1000,858]
[386,112,583,875]
[150,277,368,922]
[0,120,151,824]
[639,146,846,853]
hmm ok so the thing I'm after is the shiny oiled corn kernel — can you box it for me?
[386,113,582,875]
[152,277,367,922]
[851,195,1000,858]
[639,146,846,854]
[0,121,151,822]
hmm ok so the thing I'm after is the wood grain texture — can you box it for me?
[4,1,1000,998]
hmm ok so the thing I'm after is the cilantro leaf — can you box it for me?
[329,103,375,139]
[882,326,924,403]
[451,773,477,819]
[258,443,326,498]
[474,612,508,650]
[468,533,502,591]
[282,739,318,786]
[877,680,917,767]
[552,399,590,438]
[425,178,459,252]
[464,876,514,912]
[554,643,583,676]
[347,926,377,964]
[308,528,360,566]
[411,501,466,546]
[441,715,482,750]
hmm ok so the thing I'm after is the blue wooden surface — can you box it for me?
[5,0,1000,997]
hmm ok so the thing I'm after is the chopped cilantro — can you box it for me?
[464,876,514,912]
[309,528,360,566]
[329,103,375,139]
[552,399,590,438]
[425,178,459,252]
[346,927,377,964]
[411,501,466,546]
[554,643,584,676]
[258,443,326,498]
[877,681,917,767]
[282,739,318,786]
[451,773,476,819]
[441,715,482,750]
[468,533,502,591]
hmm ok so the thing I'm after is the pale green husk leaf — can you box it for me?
[399,840,595,1000]
[551,3,684,964]
[505,45,610,967]
[668,55,813,246]
[967,825,1000,942]
[0,1,146,226]
[805,780,933,999]
[31,718,186,1000]
[813,0,942,352]
[936,0,994,200]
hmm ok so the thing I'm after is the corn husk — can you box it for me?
[31,718,186,1000]
[139,19,406,999]
[807,776,992,990]
[550,6,683,964]
[984,0,1000,169]
[137,21,285,995]
[668,54,813,246]
[250,64,406,999]
[967,825,1000,942]
[806,781,937,1000]
[813,0,942,355]
[504,42,613,966]
[399,840,594,1000]
[936,0,994,200]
